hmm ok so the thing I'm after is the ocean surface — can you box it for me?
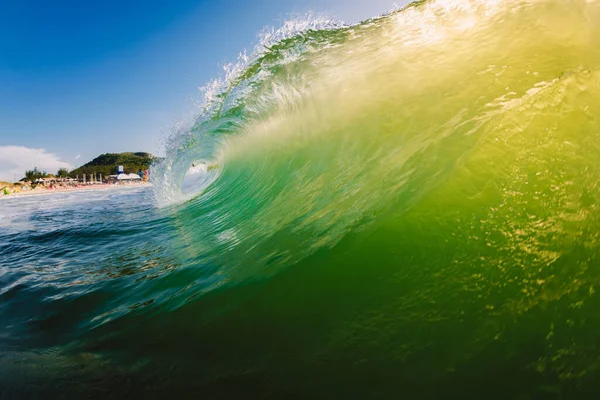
[2,0,600,398]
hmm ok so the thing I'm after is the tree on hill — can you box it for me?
[57,168,69,178]
[68,152,155,178]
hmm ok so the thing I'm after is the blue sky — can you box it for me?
[0,0,406,181]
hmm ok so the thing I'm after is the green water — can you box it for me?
[2,0,600,398]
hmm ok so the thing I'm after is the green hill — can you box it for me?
[69,152,156,177]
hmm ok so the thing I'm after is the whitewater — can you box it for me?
[1,0,600,398]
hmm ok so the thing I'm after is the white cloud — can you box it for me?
[0,146,73,182]
[75,155,81,160]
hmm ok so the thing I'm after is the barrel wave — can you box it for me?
[2,0,600,398]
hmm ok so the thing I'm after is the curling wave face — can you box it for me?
[153,0,600,282]
[2,0,600,397]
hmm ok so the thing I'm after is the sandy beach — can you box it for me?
[0,182,151,200]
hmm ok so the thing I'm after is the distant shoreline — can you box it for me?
[0,182,151,200]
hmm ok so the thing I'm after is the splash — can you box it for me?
[152,12,347,206]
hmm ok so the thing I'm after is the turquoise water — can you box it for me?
[2,0,600,398]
